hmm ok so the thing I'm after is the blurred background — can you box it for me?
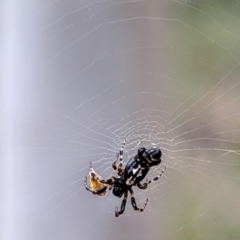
[2,0,240,239]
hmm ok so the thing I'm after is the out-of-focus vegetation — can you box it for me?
[165,1,240,239]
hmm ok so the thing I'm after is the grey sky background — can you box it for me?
[2,0,240,240]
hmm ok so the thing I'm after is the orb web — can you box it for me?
[9,0,240,240]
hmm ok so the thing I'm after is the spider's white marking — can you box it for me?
[132,168,139,174]
[138,170,143,177]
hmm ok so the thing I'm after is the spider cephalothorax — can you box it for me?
[84,140,166,217]
[112,178,126,198]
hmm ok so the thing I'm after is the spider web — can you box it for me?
[5,0,240,240]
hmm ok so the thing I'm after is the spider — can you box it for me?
[84,162,107,197]
[84,140,166,217]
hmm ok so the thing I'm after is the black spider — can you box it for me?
[84,140,166,217]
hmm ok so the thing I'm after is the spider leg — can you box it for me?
[118,139,125,169]
[115,192,128,217]
[129,188,148,212]
[137,166,166,189]
[112,153,119,171]
[100,176,116,185]
[84,176,108,196]
[137,178,148,189]
[112,139,125,175]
